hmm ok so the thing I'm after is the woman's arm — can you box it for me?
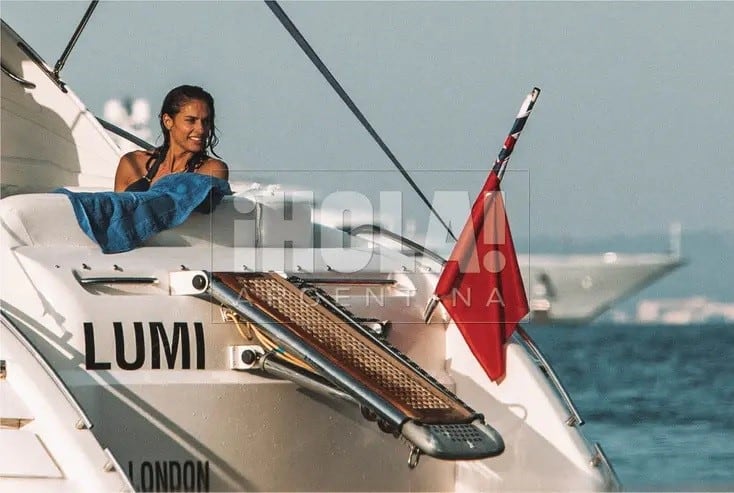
[114,152,142,192]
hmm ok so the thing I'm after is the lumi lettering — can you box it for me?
[84,322,205,370]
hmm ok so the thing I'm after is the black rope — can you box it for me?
[264,1,457,241]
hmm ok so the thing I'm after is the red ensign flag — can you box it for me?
[435,172,528,381]
[435,88,538,382]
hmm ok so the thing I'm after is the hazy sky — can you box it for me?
[2,1,733,240]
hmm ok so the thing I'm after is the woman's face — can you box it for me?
[163,99,211,153]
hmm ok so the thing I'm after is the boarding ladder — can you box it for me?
[206,272,504,465]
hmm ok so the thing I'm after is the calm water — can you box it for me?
[527,323,734,491]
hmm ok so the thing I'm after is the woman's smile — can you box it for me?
[166,100,211,153]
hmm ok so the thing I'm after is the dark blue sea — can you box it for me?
[526,323,734,491]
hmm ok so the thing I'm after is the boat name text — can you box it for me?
[84,322,205,370]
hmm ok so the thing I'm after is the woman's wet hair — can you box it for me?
[151,84,221,170]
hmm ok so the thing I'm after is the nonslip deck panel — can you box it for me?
[214,272,472,424]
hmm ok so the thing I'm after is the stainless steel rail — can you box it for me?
[12,36,64,92]
[301,277,397,286]
[513,325,584,427]
[0,310,94,430]
[103,447,136,492]
[260,353,357,405]
[76,276,158,285]
[305,287,374,334]
[348,224,447,265]
[591,442,622,490]
[1,62,36,89]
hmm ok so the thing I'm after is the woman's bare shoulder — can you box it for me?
[120,150,155,166]
[202,156,228,169]
[198,157,229,180]
[115,150,155,191]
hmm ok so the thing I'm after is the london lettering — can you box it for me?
[127,460,209,492]
[85,322,205,370]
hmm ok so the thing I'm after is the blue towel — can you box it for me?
[55,173,232,254]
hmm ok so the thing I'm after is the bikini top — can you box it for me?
[125,152,200,192]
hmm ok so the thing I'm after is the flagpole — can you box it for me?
[495,87,540,182]
[433,87,541,300]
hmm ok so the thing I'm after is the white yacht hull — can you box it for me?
[0,202,614,490]
[524,253,683,324]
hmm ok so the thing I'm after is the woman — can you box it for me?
[114,85,229,192]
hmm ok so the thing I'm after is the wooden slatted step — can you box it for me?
[209,272,504,461]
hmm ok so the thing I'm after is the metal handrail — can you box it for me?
[260,353,357,405]
[0,310,93,430]
[1,62,36,89]
[3,17,64,92]
[96,117,156,151]
[76,275,158,285]
[3,1,99,93]
[348,224,447,266]
[591,442,622,490]
[103,447,137,491]
[300,277,397,286]
[14,40,68,92]
[513,325,584,427]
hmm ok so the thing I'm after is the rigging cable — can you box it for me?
[264,0,457,241]
[54,0,99,79]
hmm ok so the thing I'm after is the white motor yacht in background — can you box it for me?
[524,244,684,325]
[0,6,622,492]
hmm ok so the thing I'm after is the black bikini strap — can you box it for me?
[144,152,162,181]
[142,149,206,179]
